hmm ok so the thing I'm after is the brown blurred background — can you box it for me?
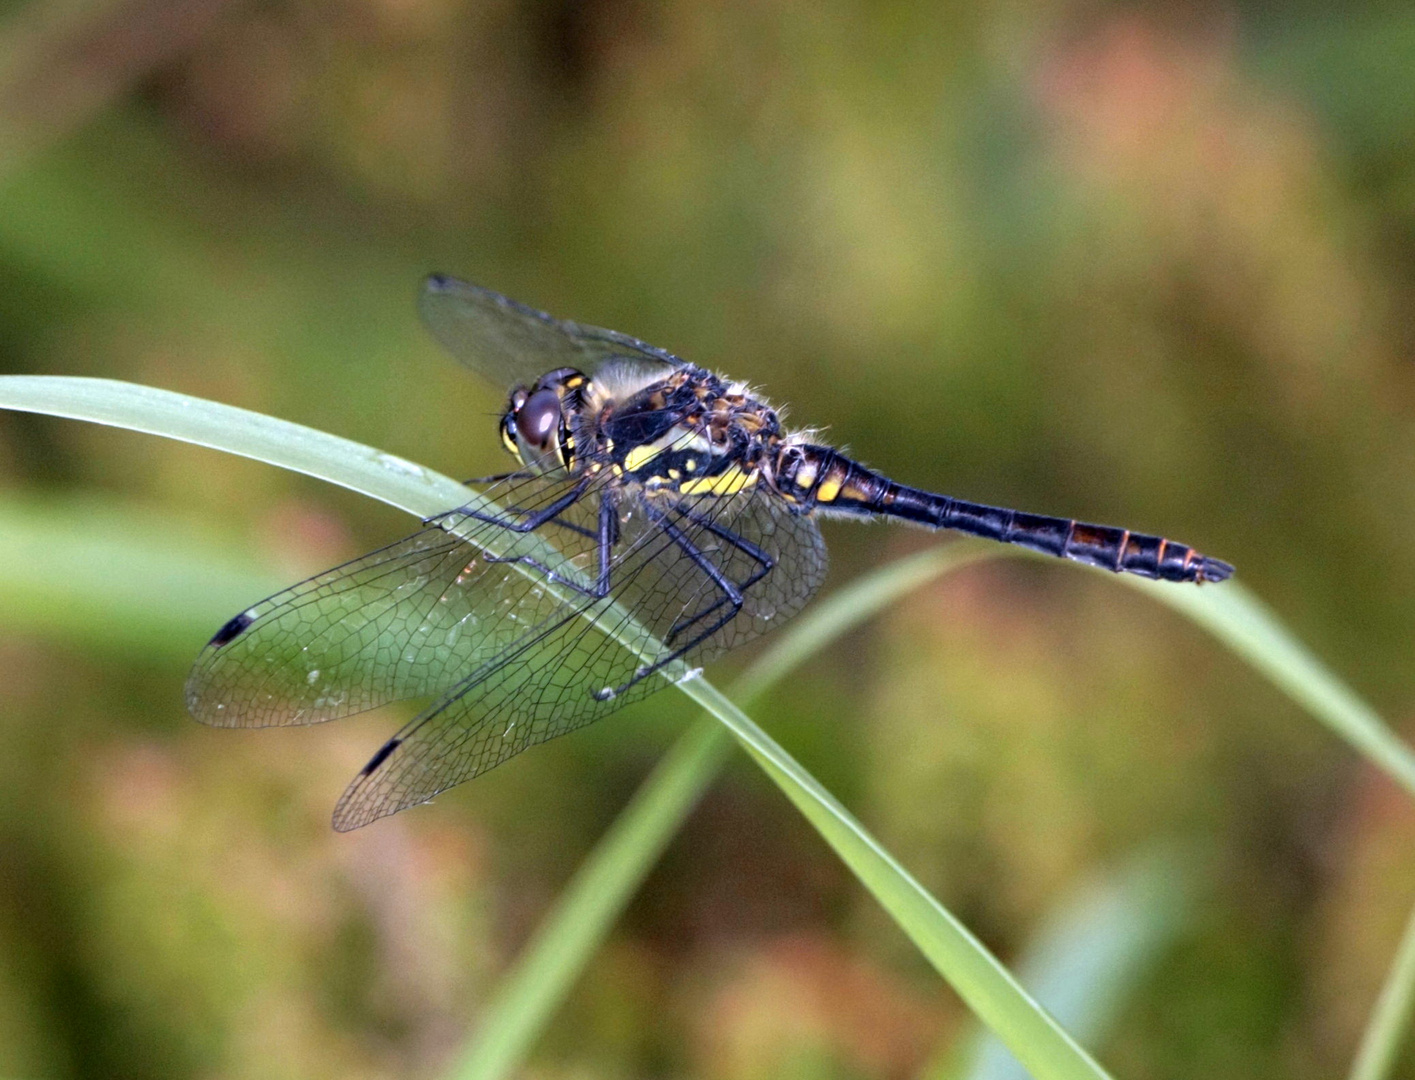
[2,2,1415,1078]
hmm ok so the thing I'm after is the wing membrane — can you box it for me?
[332,486,827,829]
[189,463,827,829]
[419,275,685,390]
[185,474,598,729]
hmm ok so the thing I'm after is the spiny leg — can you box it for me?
[539,518,598,541]
[489,511,597,542]
[460,470,538,485]
[483,490,616,599]
[424,475,592,532]
[662,503,775,646]
[594,507,744,700]
[471,474,598,540]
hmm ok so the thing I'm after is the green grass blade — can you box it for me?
[0,496,285,656]
[452,718,730,1080]
[1349,899,1415,1080]
[1123,576,1415,798]
[731,541,996,701]
[0,375,471,517]
[453,544,997,1080]
[679,676,1111,1080]
[0,376,1111,1080]
[0,376,600,592]
[939,847,1197,1080]
[1121,575,1415,1080]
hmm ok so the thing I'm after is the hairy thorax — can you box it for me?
[583,366,788,500]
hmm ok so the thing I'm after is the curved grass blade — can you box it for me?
[0,375,472,517]
[939,847,1198,1080]
[0,496,287,656]
[453,544,997,1080]
[681,674,1112,1080]
[1121,575,1415,799]
[453,717,730,1080]
[0,376,1113,1080]
[1349,899,1415,1080]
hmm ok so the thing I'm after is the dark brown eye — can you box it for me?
[515,387,562,448]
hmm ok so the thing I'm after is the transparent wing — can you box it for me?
[419,274,686,390]
[331,485,828,830]
[185,473,598,729]
[187,467,826,830]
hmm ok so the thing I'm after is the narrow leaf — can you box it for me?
[0,496,285,655]
[944,848,1197,1080]
[454,544,996,1080]
[1123,576,1415,799]
[0,376,1112,1080]
[1349,899,1415,1080]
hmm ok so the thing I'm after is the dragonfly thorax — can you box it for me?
[594,366,787,498]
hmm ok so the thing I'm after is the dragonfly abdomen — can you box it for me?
[779,445,1232,584]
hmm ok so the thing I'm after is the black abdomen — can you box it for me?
[776,444,1232,584]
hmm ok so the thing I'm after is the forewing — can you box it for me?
[332,485,828,829]
[420,275,685,390]
[185,474,604,729]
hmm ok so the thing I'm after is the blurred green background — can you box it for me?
[2,1,1415,1077]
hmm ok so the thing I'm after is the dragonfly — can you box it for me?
[187,275,1233,830]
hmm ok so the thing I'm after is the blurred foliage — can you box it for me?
[2,1,1415,1078]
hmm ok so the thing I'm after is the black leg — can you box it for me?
[542,518,598,541]
[593,507,744,700]
[662,504,775,645]
[425,476,592,531]
[490,482,597,540]
[495,508,597,541]
[462,470,538,485]
[481,489,615,599]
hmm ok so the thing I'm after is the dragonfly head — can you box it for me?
[500,368,588,473]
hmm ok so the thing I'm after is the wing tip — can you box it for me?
[330,736,405,832]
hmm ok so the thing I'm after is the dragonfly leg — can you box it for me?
[481,490,615,598]
[541,519,597,540]
[425,475,592,531]
[461,470,538,485]
[493,507,597,541]
[486,482,597,540]
[595,507,744,699]
[662,505,775,646]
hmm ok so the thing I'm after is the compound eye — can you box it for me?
[515,387,562,449]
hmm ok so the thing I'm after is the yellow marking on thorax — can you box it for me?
[679,466,757,497]
[624,426,711,475]
[624,443,661,473]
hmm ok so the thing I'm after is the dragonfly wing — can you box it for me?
[185,474,601,729]
[331,485,828,829]
[419,275,685,390]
